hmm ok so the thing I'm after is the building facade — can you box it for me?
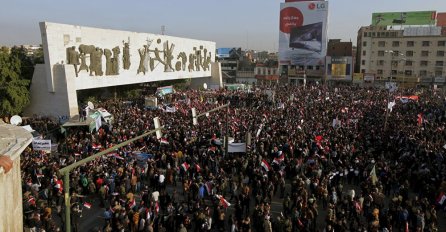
[356,25,446,87]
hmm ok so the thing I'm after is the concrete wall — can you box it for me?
[190,62,223,89]
[0,156,23,232]
[25,22,220,118]
[0,123,33,232]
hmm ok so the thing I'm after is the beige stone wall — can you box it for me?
[0,156,23,232]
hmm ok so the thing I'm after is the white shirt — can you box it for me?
[159,174,165,183]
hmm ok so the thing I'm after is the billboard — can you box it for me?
[279,1,328,66]
[437,12,446,27]
[325,56,352,81]
[372,11,436,26]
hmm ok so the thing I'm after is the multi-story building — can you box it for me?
[356,25,446,87]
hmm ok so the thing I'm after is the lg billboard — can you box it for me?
[279,1,328,66]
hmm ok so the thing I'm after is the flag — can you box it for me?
[370,165,378,185]
[216,194,231,208]
[181,162,190,172]
[83,202,92,209]
[387,101,396,112]
[261,160,271,172]
[165,106,176,113]
[195,164,201,173]
[95,115,102,131]
[107,153,124,160]
[273,154,285,165]
[436,192,446,205]
[160,138,169,144]
[92,143,102,150]
[128,199,136,209]
[155,201,160,214]
[417,113,423,126]
[205,181,213,195]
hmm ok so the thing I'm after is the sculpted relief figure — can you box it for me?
[123,41,131,70]
[202,50,212,71]
[90,47,103,76]
[104,49,113,75]
[79,53,89,73]
[137,45,148,75]
[112,46,120,75]
[188,48,196,72]
[67,46,80,77]
[163,41,175,72]
[176,52,187,71]
[195,46,202,71]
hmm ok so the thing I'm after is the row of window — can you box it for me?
[364,50,446,57]
[362,60,445,66]
[363,40,446,47]
[375,69,442,77]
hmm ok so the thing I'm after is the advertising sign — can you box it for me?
[325,56,352,80]
[372,11,436,26]
[353,73,364,81]
[32,139,52,151]
[279,1,328,66]
[437,12,446,27]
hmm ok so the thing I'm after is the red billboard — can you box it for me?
[437,12,446,26]
[285,0,322,2]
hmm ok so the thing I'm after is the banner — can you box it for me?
[32,139,52,151]
[228,143,247,153]
[279,1,329,66]
[372,11,436,26]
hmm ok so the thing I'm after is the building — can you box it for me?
[325,39,353,84]
[356,11,446,88]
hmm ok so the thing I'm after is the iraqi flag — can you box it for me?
[436,192,446,205]
[216,194,231,208]
[107,153,124,160]
[181,162,190,172]
[83,202,92,209]
[195,164,201,173]
[261,159,271,172]
[205,181,213,195]
[92,143,102,150]
[417,113,423,126]
[160,138,169,144]
[155,201,160,214]
[273,154,285,165]
[128,199,136,209]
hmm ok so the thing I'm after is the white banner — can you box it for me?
[32,139,52,151]
[228,143,247,153]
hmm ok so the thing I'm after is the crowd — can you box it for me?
[19,84,446,232]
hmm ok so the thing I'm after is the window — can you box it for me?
[362,50,366,56]
[435,70,443,76]
[377,69,383,74]
[378,51,385,56]
[420,61,428,66]
[392,50,399,57]
[406,51,414,57]
[407,41,414,47]
[363,32,367,37]
[392,41,400,47]
[361,60,366,65]
[391,60,399,67]
[362,41,367,47]
[361,69,365,73]
[378,41,385,47]
[436,61,444,66]
[405,70,412,76]
[438,41,445,46]
[378,60,385,66]
[437,51,444,57]
[422,41,430,47]
[391,70,398,76]
[405,60,413,66]
[421,51,429,57]
[419,70,427,76]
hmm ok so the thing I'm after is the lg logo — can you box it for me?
[308,2,326,10]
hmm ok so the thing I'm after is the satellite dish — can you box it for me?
[203,83,208,90]
[10,115,22,126]
[87,101,94,109]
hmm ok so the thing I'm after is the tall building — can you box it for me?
[356,11,446,88]
[325,39,353,84]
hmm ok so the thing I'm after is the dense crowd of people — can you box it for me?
[19,84,446,232]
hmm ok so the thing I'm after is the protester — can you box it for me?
[20,84,446,231]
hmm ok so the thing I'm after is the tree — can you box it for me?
[0,49,30,116]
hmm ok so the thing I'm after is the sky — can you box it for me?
[0,0,445,52]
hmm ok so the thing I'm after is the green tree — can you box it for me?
[0,49,30,116]
[10,46,35,82]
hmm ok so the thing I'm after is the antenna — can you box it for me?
[161,25,166,35]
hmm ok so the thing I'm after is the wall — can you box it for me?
[0,123,33,232]
[26,22,219,118]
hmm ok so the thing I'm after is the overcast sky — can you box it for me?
[0,0,445,51]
